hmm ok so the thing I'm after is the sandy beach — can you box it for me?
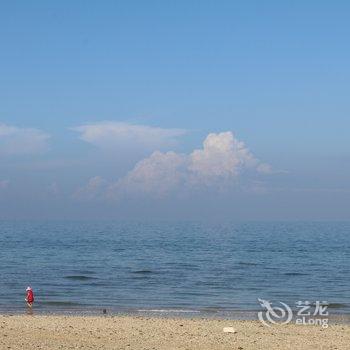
[0,315,349,350]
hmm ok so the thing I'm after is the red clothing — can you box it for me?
[26,290,34,303]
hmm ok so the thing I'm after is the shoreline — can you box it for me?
[1,314,350,349]
[1,308,350,323]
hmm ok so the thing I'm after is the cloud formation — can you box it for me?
[77,131,271,200]
[73,176,108,201]
[188,131,259,185]
[109,151,186,197]
[0,124,50,156]
[72,122,187,151]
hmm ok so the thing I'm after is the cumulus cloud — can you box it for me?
[0,124,50,156]
[102,131,271,199]
[72,122,187,151]
[109,151,186,198]
[188,131,260,185]
[73,176,108,201]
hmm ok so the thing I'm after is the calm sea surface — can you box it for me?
[0,221,349,316]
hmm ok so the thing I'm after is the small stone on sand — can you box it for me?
[223,327,237,333]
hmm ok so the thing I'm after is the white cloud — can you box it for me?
[109,151,186,198]
[73,176,108,201]
[103,131,271,199]
[256,163,273,174]
[0,124,50,156]
[72,122,187,151]
[188,131,258,185]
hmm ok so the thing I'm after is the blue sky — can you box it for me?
[0,1,349,220]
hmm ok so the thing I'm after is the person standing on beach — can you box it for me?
[25,286,34,307]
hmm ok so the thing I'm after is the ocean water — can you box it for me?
[0,221,349,317]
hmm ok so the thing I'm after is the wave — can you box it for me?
[284,272,309,276]
[131,270,155,274]
[323,303,348,309]
[40,301,84,306]
[64,275,97,281]
[238,262,259,266]
[137,309,200,313]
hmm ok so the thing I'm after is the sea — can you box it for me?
[0,221,349,319]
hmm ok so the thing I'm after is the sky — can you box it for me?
[0,1,350,220]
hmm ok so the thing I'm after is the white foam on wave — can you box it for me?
[137,309,200,313]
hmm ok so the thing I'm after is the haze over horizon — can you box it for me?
[1,1,349,220]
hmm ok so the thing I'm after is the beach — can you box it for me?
[1,315,349,350]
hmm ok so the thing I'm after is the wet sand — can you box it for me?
[0,314,349,350]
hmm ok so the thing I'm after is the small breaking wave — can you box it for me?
[64,275,97,281]
[324,303,348,309]
[131,270,155,274]
[40,301,84,306]
[284,272,309,276]
[137,309,200,313]
[238,262,259,266]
